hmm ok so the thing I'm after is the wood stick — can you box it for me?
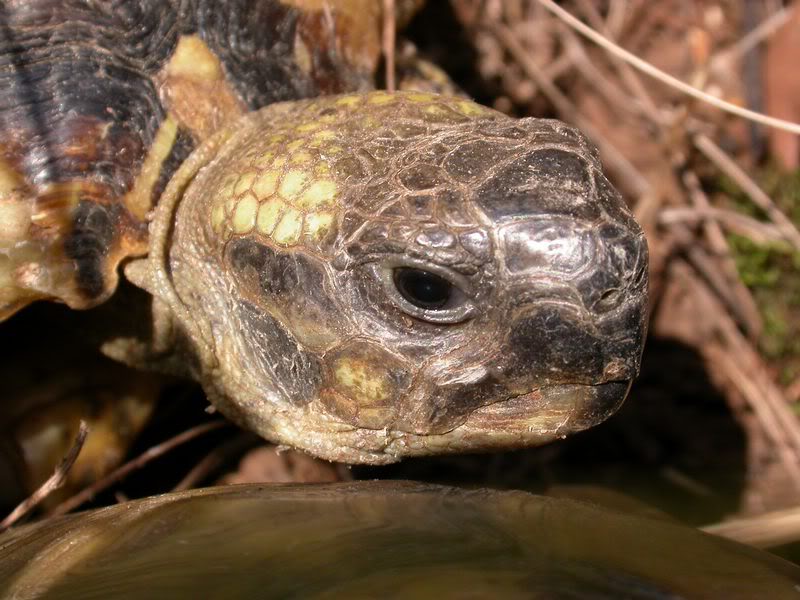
[1,421,89,530]
[49,421,228,517]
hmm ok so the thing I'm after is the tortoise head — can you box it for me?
[146,91,648,464]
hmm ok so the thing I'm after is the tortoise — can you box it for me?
[2,482,799,598]
[0,0,648,474]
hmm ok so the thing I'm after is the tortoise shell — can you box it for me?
[0,0,648,466]
[0,0,424,316]
[2,482,799,598]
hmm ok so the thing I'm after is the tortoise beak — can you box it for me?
[375,380,633,459]
[474,380,632,433]
[448,379,633,448]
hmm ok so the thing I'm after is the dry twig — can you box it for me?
[657,207,788,244]
[49,420,229,516]
[571,0,662,123]
[535,0,800,134]
[382,0,396,92]
[172,433,257,492]
[692,132,800,251]
[678,262,800,489]
[704,503,800,549]
[787,377,800,404]
[680,168,763,339]
[711,4,795,68]
[0,421,89,530]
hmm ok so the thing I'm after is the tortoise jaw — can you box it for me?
[257,380,632,465]
[382,380,632,457]
[451,379,631,438]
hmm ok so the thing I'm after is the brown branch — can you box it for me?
[692,132,800,251]
[677,262,800,489]
[382,0,396,92]
[571,0,663,123]
[666,223,757,340]
[658,206,787,245]
[561,31,646,117]
[172,433,257,492]
[704,503,800,549]
[680,168,763,339]
[787,376,800,404]
[711,4,794,69]
[49,420,229,517]
[548,3,669,230]
[1,421,89,530]
[605,0,629,40]
[536,0,800,134]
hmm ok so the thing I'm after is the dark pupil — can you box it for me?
[393,268,452,310]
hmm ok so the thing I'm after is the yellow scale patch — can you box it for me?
[210,134,341,247]
[208,90,500,248]
[367,91,395,105]
[333,358,390,405]
[232,194,258,233]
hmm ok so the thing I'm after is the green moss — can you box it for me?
[763,166,800,223]
[722,169,800,382]
[719,167,800,221]
[728,235,784,287]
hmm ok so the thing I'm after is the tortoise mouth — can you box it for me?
[393,378,632,437]
[283,380,633,465]
[454,379,631,435]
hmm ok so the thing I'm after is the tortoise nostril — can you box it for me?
[595,288,620,311]
[600,289,617,301]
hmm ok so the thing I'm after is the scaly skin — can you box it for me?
[136,91,649,464]
[206,91,497,251]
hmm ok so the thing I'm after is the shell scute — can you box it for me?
[0,0,391,319]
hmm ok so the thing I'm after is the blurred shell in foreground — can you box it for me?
[0,481,798,599]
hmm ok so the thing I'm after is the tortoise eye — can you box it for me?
[393,268,452,310]
[377,263,475,324]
